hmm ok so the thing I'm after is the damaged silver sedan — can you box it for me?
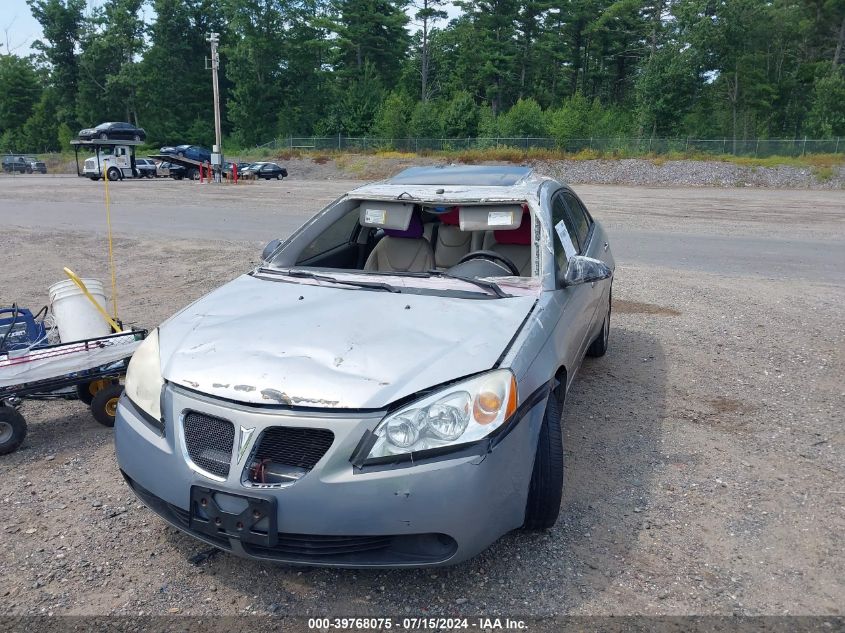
[115,165,615,567]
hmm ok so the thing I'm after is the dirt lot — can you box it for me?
[0,176,842,618]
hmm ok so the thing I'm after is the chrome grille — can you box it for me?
[254,427,334,470]
[183,412,235,478]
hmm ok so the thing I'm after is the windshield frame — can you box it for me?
[263,188,551,297]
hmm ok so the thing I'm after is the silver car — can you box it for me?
[116,165,615,567]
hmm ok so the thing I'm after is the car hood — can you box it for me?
[158,274,535,409]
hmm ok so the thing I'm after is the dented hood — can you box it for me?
[158,274,536,409]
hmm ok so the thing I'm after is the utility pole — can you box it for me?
[207,32,223,182]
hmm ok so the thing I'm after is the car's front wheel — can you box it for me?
[523,389,564,530]
[99,133,108,140]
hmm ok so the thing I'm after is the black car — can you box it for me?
[245,161,288,180]
[168,163,188,180]
[2,155,30,173]
[78,122,146,142]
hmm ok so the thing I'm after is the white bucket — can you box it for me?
[48,279,112,343]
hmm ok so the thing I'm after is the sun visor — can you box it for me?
[358,201,414,231]
[459,205,524,231]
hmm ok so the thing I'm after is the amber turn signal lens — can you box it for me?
[505,374,518,419]
[472,374,518,425]
[473,394,499,424]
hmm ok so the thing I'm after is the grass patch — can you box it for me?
[812,165,835,181]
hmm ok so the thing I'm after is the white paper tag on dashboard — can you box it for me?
[555,220,578,260]
[488,211,514,226]
[364,208,387,225]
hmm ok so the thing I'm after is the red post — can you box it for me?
[233,162,238,184]
[206,161,211,184]
[199,163,204,183]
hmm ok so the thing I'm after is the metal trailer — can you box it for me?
[147,153,232,181]
[70,139,145,181]
[0,329,147,455]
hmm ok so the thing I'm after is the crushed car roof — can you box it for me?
[350,165,550,203]
[387,165,533,187]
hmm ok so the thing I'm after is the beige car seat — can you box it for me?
[365,210,434,272]
[432,208,473,268]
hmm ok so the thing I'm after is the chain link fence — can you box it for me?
[257,136,844,157]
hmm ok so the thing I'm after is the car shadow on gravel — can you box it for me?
[161,326,666,616]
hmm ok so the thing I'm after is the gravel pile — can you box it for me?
[270,155,845,189]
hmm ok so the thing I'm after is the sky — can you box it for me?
[1,0,461,57]
[2,0,110,55]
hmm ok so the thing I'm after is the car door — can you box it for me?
[549,189,596,375]
[560,190,609,336]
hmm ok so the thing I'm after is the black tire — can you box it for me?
[90,383,123,427]
[25,166,32,174]
[133,134,141,141]
[99,133,109,140]
[89,176,100,181]
[188,167,199,180]
[76,379,116,405]
[523,391,564,530]
[586,289,612,358]
[0,406,27,455]
[275,174,281,180]
[106,167,120,181]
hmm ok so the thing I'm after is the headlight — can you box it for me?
[124,328,164,421]
[363,369,518,462]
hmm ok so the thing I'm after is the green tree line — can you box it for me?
[1,0,844,153]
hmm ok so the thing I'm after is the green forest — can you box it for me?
[1,0,844,153]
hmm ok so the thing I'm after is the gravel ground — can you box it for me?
[0,180,842,618]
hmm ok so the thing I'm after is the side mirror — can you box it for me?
[560,255,613,287]
[262,238,282,262]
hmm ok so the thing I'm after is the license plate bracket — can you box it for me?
[189,486,278,547]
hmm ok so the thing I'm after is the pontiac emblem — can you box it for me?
[237,425,255,463]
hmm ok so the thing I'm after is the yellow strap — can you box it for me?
[62,267,122,333]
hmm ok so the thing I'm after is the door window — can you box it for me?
[561,192,592,249]
[551,191,580,273]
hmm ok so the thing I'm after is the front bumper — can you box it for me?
[115,383,546,567]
